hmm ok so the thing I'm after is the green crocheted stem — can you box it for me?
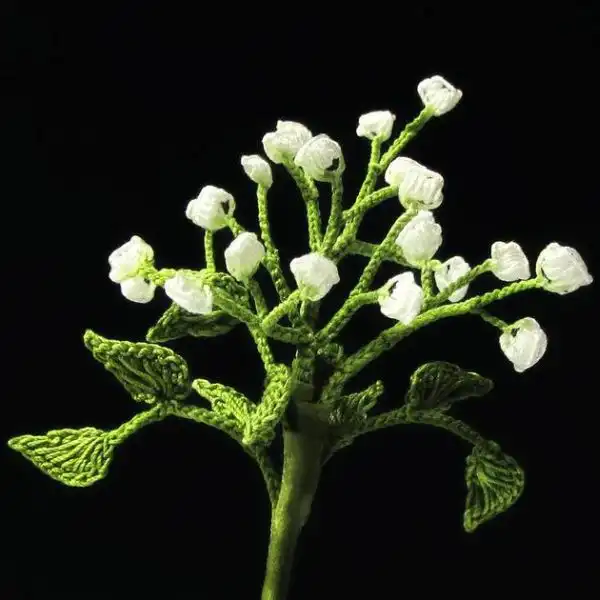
[325,406,487,463]
[107,404,169,445]
[248,279,269,318]
[261,396,329,600]
[420,263,435,299]
[350,208,418,295]
[224,214,245,236]
[345,239,408,267]
[321,175,344,256]
[332,186,399,261]
[471,309,508,330]
[284,160,322,252]
[321,277,544,403]
[262,290,302,332]
[204,231,215,271]
[316,291,379,344]
[355,136,383,204]
[378,106,434,172]
[424,260,494,309]
[256,185,293,303]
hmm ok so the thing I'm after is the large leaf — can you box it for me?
[83,330,191,404]
[147,303,240,343]
[464,441,525,532]
[406,362,493,412]
[8,427,113,487]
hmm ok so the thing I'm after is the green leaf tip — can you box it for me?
[9,427,114,487]
[83,329,191,404]
[146,303,239,343]
[463,442,525,532]
[406,362,493,412]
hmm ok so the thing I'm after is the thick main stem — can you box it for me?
[260,392,329,600]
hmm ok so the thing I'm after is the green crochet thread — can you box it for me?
[9,76,593,600]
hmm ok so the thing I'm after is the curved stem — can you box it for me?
[321,277,543,403]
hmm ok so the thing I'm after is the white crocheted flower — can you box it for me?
[241,155,273,188]
[262,121,313,164]
[384,157,444,210]
[434,256,471,302]
[108,235,154,283]
[290,253,340,301]
[120,276,156,304]
[490,241,530,282]
[499,317,548,373]
[536,242,593,294]
[417,75,463,116]
[356,111,396,141]
[378,272,424,324]
[185,185,236,231]
[294,134,345,181]
[164,272,213,315]
[225,232,266,281]
[395,210,442,266]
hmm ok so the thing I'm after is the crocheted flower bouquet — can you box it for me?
[9,75,592,599]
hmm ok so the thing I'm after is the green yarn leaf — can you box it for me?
[146,303,240,343]
[244,364,292,446]
[406,362,493,412]
[8,427,113,487]
[330,380,384,427]
[83,330,191,404]
[192,378,255,429]
[464,441,525,532]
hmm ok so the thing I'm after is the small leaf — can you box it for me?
[406,362,493,411]
[192,378,255,427]
[329,380,384,427]
[8,427,114,487]
[146,303,240,343]
[464,441,525,532]
[83,330,191,404]
[244,364,291,446]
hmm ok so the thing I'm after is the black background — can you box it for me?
[3,3,598,598]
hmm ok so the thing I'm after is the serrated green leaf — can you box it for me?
[329,380,384,427]
[147,303,240,343]
[8,427,114,487]
[83,330,191,404]
[192,378,255,428]
[244,364,291,446]
[406,362,493,412]
[463,442,525,532]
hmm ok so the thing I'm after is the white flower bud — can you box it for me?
[490,241,531,282]
[294,134,345,181]
[108,235,154,283]
[384,156,422,188]
[499,317,548,373]
[536,242,593,295]
[417,75,463,116]
[241,155,273,188]
[290,253,340,301]
[356,110,396,141]
[434,256,471,302]
[378,272,424,324]
[185,185,236,231]
[395,210,442,266]
[225,232,266,281]
[164,272,213,315]
[120,276,156,304]
[398,165,444,210]
[262,120,313,164]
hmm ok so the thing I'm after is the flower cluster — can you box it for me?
[106,74,592,376]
